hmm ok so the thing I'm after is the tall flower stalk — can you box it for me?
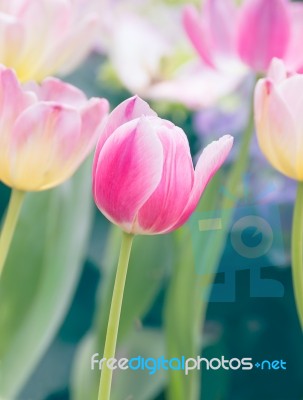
[0,190,25,278]
[93,96,233,399]
[292,182,303,330]
[97,232,134,399]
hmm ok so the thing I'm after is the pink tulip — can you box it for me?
[254,58,303,180]
[96,1,248,109]
[0,66,109,191]
[284,2,303,72]
[183,0,303,73]
[0,0,99,82]
[93,96,233,235]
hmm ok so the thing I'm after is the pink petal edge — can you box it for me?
[166,134,234,232]
[183,5,215,68]
[92,95,157,174]
[237,0,290,71]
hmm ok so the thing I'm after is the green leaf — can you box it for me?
[163,230,213,400]
[164,102,255,400]
[0,159,93,399]
[71,329,166,400]
[111,329,166,400]
[70,333,100,400]
[201,340,231,400]
[163,171,224,400]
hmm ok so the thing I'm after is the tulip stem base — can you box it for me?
[98,231,134,400]
[0,189,25,279]
[292,181,303,330]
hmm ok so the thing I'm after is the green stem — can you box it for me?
[97,231,134,400]
[291,181,303,330]
[0,189,25,279]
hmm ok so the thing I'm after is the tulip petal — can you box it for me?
[146,60,248,109]
[278,75,303,123]
[267,57,288,83]
[137,121,194,234]
[8,102,82,190]
[0,67,36,185]
[13,0,71,81]
[76,97,109,159]
[167,135,233,232]
[237,0,290,71]
[92,95,156,172]
[254,78,299,179]
[110,14,171,94]
[104,95,156,139]
[93,117,164,233]
[285,2,303,71]
[183,5,215,68]
[0,67,35,145]
[203,0,238,55]
[80,98,109,139]
[39,77,87,107]
[0,13,24,66]
[35,14,98,81]
[54,14,98,75]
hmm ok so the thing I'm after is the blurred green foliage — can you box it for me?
[0,158,93,399]
[0,54,303,400]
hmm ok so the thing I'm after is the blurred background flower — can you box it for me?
[97,0,248,109]
[184,0,303,73]
[0,0,99,82]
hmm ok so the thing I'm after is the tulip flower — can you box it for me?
[254,58,303,181]
[0,65,109,278]
[93,96,233,234]
[183,0,303,74]
[0,67,109,191]
[0,0,99,82]
[99,1,247,109]
[254,58,303,331]
[93,96,233,399]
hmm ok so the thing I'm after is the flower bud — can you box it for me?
[93,96,233,235]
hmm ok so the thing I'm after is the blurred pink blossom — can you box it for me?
[0,0,100,82]
[98,0,248,109]
[184,0,303,73]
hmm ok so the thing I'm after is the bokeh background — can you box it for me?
[0,1,303,399]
